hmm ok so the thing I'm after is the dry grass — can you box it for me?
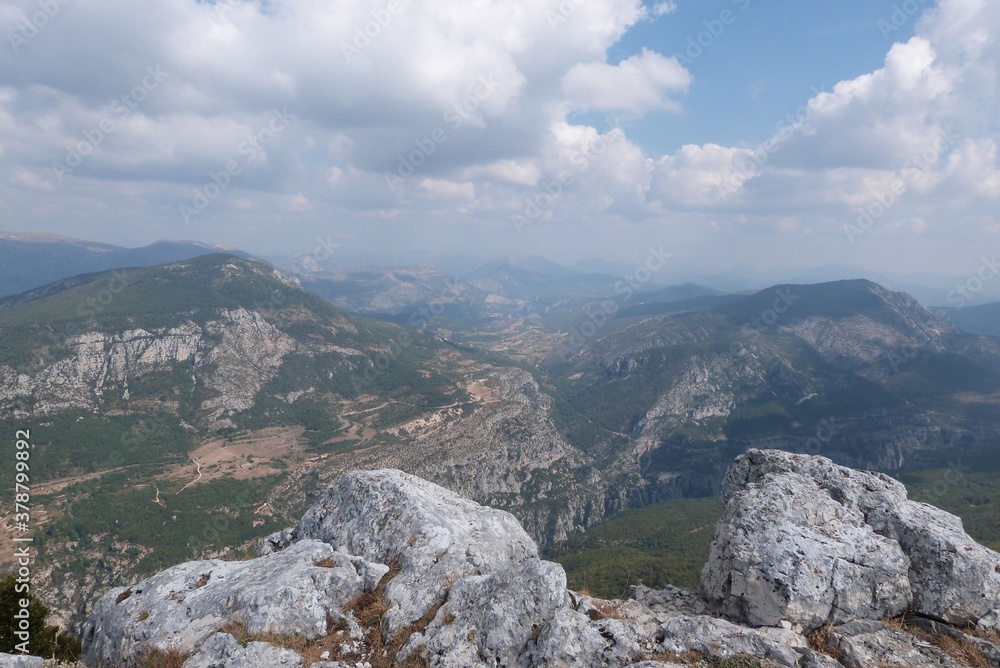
[932,634,992,668]
[115,587,133,604]
[649,649,707,665]
[218,617,351,665]
[314,557,337,568]
[339,563,439,668]
[968,625,1000,645]
[585,599,628,621]
[647,650,773,667]
[889,617,992,668]
[210,562,438,668]
[806,622,843,662]
[805,615,995,668]
[137,647,188,668]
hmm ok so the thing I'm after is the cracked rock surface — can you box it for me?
[82,458,1000,668]
[702,449,1000,631]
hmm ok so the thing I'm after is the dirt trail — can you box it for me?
[179,458,202,492]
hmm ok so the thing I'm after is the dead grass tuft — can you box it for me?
[806,622,843,662]
[137,647,188,668]
[585,599,628,621]
[649,649,707,665]
[219,618,352,665]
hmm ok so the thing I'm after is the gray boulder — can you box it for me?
[82,540,386,667]
[703,449,1000,630]
[280,468,539,636]
[399,558,567,667]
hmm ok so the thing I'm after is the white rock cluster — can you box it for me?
[81,455,1000,668]
[703,449,1000,630]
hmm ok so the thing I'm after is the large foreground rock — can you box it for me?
[703,449,1000,630]
[83,463,1000,667]
[262,469,539,635]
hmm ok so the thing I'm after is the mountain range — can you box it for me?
[0,237,999,633]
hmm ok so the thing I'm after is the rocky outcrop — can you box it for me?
[82,458,1000,668]
[264,469,539,636]
[83,540,387,666]
[703,449,1000,631]
[0,308,294,427]
[0,655,44,668]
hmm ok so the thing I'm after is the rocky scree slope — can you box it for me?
[76,451,1000,668]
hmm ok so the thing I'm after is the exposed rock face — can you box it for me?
[703,449,1000,630]
[83,460,1000,668]
[0,308,294,428]
[271,469,539,636]
[0,655,44,668]
[83,540,386,666]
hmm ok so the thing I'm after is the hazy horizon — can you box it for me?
[1,0,998,282]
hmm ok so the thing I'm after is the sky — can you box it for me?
[0,0,998,280]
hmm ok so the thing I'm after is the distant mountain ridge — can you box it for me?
[939,301,1000,338]
[0,230,249,298]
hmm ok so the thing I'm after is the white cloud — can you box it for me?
[651,2,677,17]
[651,144,756,209]
[0,0,997,273]
[416,178,476,201]
[560,49,691,115]
[646,0,1000,235]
